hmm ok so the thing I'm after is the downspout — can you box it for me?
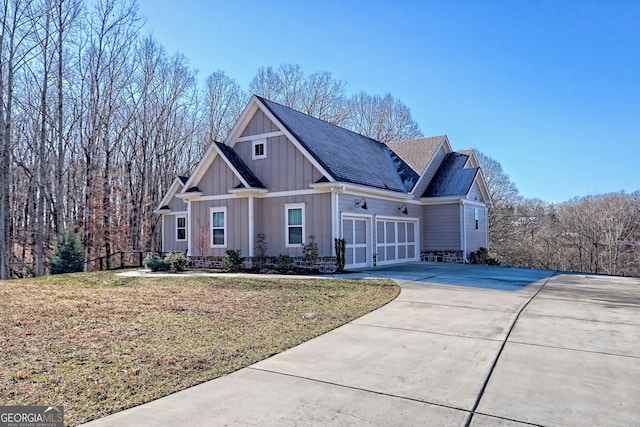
[248,195,255,257]
[485,205,489,250]
[161,214,165,253]
[331,185,345,256]
[460,200,468,263]
[187,201,192,256]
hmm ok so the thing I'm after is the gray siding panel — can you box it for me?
[162,214,188,253]
[465,205,488,253]
[190,198,249,257]
[167,194,186,211]
[256,193,332,257]
[199,155,242,194]
[422,204,461,250]
[468,181,482,202]
[412,146,447,198]
[241,109,279,137]
[235,134,324,191]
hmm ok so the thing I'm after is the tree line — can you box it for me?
[477,152,640,277]
[0,0,423,278]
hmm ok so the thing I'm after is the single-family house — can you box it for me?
[155,95,492,270]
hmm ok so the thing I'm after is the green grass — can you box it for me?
[0,271,398,426]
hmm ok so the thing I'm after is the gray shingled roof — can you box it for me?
[215,142,266,189]
[258,97,419,192]
[423,152,479,197]
[386,136,446,175]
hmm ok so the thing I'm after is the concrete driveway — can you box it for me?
[83,263,640,426]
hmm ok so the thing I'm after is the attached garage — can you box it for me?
[376,218,419,266]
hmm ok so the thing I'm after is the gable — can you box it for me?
[258,96,418,193]
[155,176,187,212]
[198,155,243,194]
[240,109,280,137]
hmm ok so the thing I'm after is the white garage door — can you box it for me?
[343,216,369,269]
[376,219,418,265]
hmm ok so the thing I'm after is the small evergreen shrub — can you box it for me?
[50,229,85,274]
[335,238,346,273]
[169,252,188,271]
[145,254,171,272]
[276,254,293,270]
[475,247,489,264]
[302,235,319,268]
[222,249,243,272]
[255,233,268,270]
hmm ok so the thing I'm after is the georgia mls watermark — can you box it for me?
[0,406,64,427]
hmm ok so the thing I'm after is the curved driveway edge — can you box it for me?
[84,263,640,426]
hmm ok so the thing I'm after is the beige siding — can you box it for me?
[465,204,488,253]
[199,155,242,195]
[162,214,188,253]
[256,193,332,257]
[422,204,461,250]
[412,145,448,198]
[240,109,280,137]
[190,198,249,257]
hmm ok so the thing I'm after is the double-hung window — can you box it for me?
[176,215,187,241]
[285,203,305,247]
[210,207,227,248]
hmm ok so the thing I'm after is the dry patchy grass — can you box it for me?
[0,271,398,426]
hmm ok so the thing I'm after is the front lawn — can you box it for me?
[0,271,398,425]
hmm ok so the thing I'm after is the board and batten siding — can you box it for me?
[162,214,188,253]
[338,194,412,218]
[235,110,325,191]
[464,204,488,253]
[256,193,332,257]
[411,145,448,199]
[190,198,249,257]
[240,109,280,137]
[199,155,242,195]
[422,203,461,251]
[167,193,186,211]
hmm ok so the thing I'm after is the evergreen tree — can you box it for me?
[50,229,85,274]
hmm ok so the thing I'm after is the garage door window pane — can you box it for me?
[344,219,353,244]
[386,246,395,261]
[385,222,395,243]
[407,245,415,258]
[355,247,367,263]
[377,221,384,243]
[407,223,415,242]
[376,247,385,261]
[398,245,406,259]
[346,247,354,265]
[355,220,366,244]
[398,223,406,243]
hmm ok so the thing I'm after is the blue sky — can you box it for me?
[135,0,639,203]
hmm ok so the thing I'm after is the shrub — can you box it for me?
[276,254,293,270]
[302,235,319,268]
[255,233,268,270]
[50,229,85,274]
[222,249,243,272]
[335,238,346,273]
[169,252,188,272]
[145,254,171,272]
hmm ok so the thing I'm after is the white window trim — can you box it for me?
[210,206,227,248]
[252,138,267,160]
[285,202,305,247]
[175,214,187,241]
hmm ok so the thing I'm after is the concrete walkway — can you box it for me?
[83,263,640,426]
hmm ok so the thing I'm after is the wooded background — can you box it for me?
[1,0,638,279]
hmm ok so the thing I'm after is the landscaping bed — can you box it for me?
[0,271,398,426]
